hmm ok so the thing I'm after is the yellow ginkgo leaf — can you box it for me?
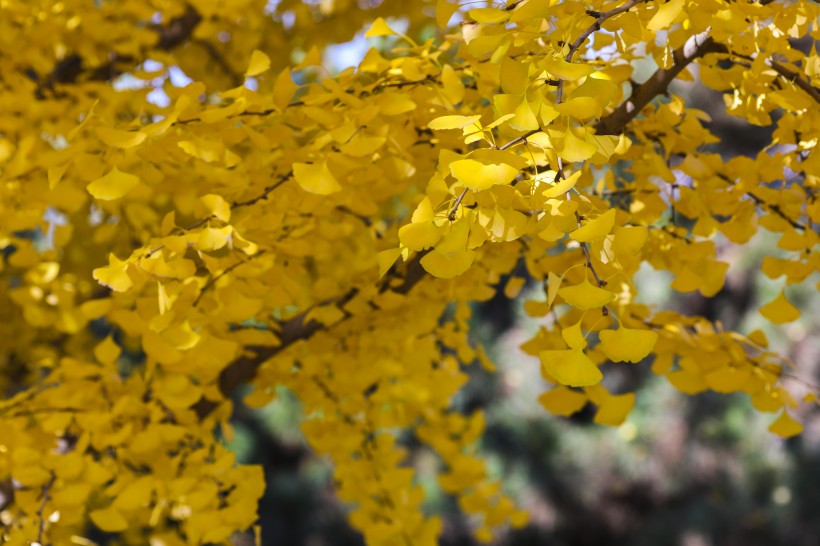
[197,226,233,251]
[759,291,800,324]
[554,96,604,120]
[95,127,147,149]
[558,128,597,162]
[494,94,540,131]
[561,321,586,350]
[87,167,140,200]
[611,225,648,255]
[468,7,510,24]
[547,271,562,308]
[703,366,751,393]
[420,249,476,278]
[377,248,401,278]
[399,221,442,251]
[593,392,635,426]
[540,349,603,387]
[542,56,594,80]
[441,65,465,104]
[245,49,271,77]
[94,336,121,365]
[667,369,708,395]
[200,194,231,222]
[571,209,616,242]
[293,161,342,195]
[113,477,154,512]
[273,68,298,109]
[542,170,582,198]
[365,17,395,37]
[558,279,614,309]
[768,410,803,438]
[428,115,482,130]
[48,163,69,190]
[598,327,658,363]
[92,253,133,292]
[449,159,518,191]
[569,76,618,107]
[90,507,129,532]
[647,0,684,31]
[436,0,460,28]
[538,386,588,416]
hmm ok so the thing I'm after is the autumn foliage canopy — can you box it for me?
[1,0,819,544]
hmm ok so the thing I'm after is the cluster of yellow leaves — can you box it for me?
[2,0,820,545]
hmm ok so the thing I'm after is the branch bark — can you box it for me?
[595,30,724,135]
[194,252,429,419]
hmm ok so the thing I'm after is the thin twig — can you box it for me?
[448,189,469,221]
[36,474,56,545]
[232,171,293,209]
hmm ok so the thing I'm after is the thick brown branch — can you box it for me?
[595,30,724,135]
[768,59,820,105]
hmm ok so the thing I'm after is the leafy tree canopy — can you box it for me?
[1,0,818,544]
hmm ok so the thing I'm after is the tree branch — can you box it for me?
[194,252,429,419]
[595,30,724,135]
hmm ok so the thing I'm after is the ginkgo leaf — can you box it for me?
[436,0,460,28]
[399,221,441,251]
[561,321,586,350]
[542,56,594,80]
[569,76,618,107]
[377,248,401,278]
[703,366,751,393]
[611,225,648,255]
[759,291,800,324]
[93,253,133,292]
[667,369,708,395]
[428,115,482,130]
[647,0,685,31]
[293,161,342,195]
[192,228,229,253]
[546,271,562,308]
[449,159,518,191]
[542,170,582,198]
[593,392,635,426]
[200,194,231,222]
[95,127,146,149]
[48,163,69,190]
[245,49,271,77]
[558,128,597,162]
[90,507,129,532]
[493,94,540,131]
[420,249,476,278]
[538,387,587,416]
[769,410,803,438]
[540,349,603,387]
[558,279,614,309]
[570,209,616,242]
[500,56,530,95]
[554,96,604,120]
[599,327,658,363]
[87,167,140,200]
[113,477,153,512]
[441,65,465,104]
[273,68,298,109]
[94,336,121,365]
[365,17,395,37]
[468,8,510,24]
